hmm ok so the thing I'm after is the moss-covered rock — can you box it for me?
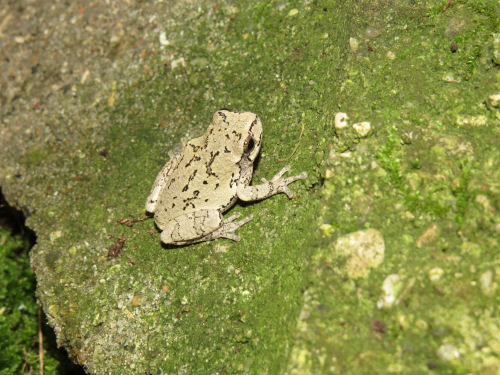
[0,0,499,374]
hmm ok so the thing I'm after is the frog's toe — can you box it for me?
[225,212,242,222]
[272,165,291,181]
[297,171,308,179]
[281,186,294,199]
[224,233,241,242]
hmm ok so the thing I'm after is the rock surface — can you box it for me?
[1,0,499,374]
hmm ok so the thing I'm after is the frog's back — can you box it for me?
[154,143,240,229]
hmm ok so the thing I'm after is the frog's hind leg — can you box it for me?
[160,209,221,245]
[160,210,253,245]
[201,212,253,242]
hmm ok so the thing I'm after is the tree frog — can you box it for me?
[145,110,307,245]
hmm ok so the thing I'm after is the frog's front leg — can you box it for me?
[236,165,307,201]
[160,210,253,245]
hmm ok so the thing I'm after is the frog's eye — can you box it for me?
[243,135,255,154]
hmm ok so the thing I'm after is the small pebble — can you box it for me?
[334,112,348,129]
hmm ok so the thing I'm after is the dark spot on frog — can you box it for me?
[231,130,242,140]
[249,117,258,132]
[203,180,208,184]
[182,185,188,192]
[188,169,198,181]
[185,155,201,168]
[171,203,175,208]
[215,183,219,189]
[189,143,200,152]
[224,146,231,153]
[218,111,227,122]
[206,150,220,177]
[204,199,209,202]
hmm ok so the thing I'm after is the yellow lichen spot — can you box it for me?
[333,228,385,279]
[50,230,62,242]
[416,223,440,248]
[131,295,143,307]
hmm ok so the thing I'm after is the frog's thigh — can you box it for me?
[160,210,222,244]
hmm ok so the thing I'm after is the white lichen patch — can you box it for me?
[333,228,385,279]
[479,269,497,297]
[159,31,170,46]
[437,343,461,361]
[429,267,444,282]
[493,33,500,64]
[377,274,415,309]
[456,114,488,127]
[377,274,402,309]
[349,37,359,53]
[489,93,500,107]
[50,230,62,242]
[171,57,186,70]
[353,121,371,137]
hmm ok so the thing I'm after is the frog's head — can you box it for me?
[212,110,263,162]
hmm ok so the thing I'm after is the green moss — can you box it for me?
[17,0,500,373]
[0,228,60,374]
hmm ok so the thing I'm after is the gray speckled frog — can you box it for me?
[145,110,307,245]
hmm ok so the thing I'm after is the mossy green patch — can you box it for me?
[17,0,500,373]
[0,227,76,374]
[292,0,500,373]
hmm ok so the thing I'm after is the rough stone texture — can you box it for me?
[1,0,499,374]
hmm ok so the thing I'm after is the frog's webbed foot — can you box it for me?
[203,213,254,242]
[263,165,308,199]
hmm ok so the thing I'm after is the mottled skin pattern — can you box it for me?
[146,110,307,245]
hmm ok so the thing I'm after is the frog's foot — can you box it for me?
[263,165,308,199]
[204,213,254,242]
